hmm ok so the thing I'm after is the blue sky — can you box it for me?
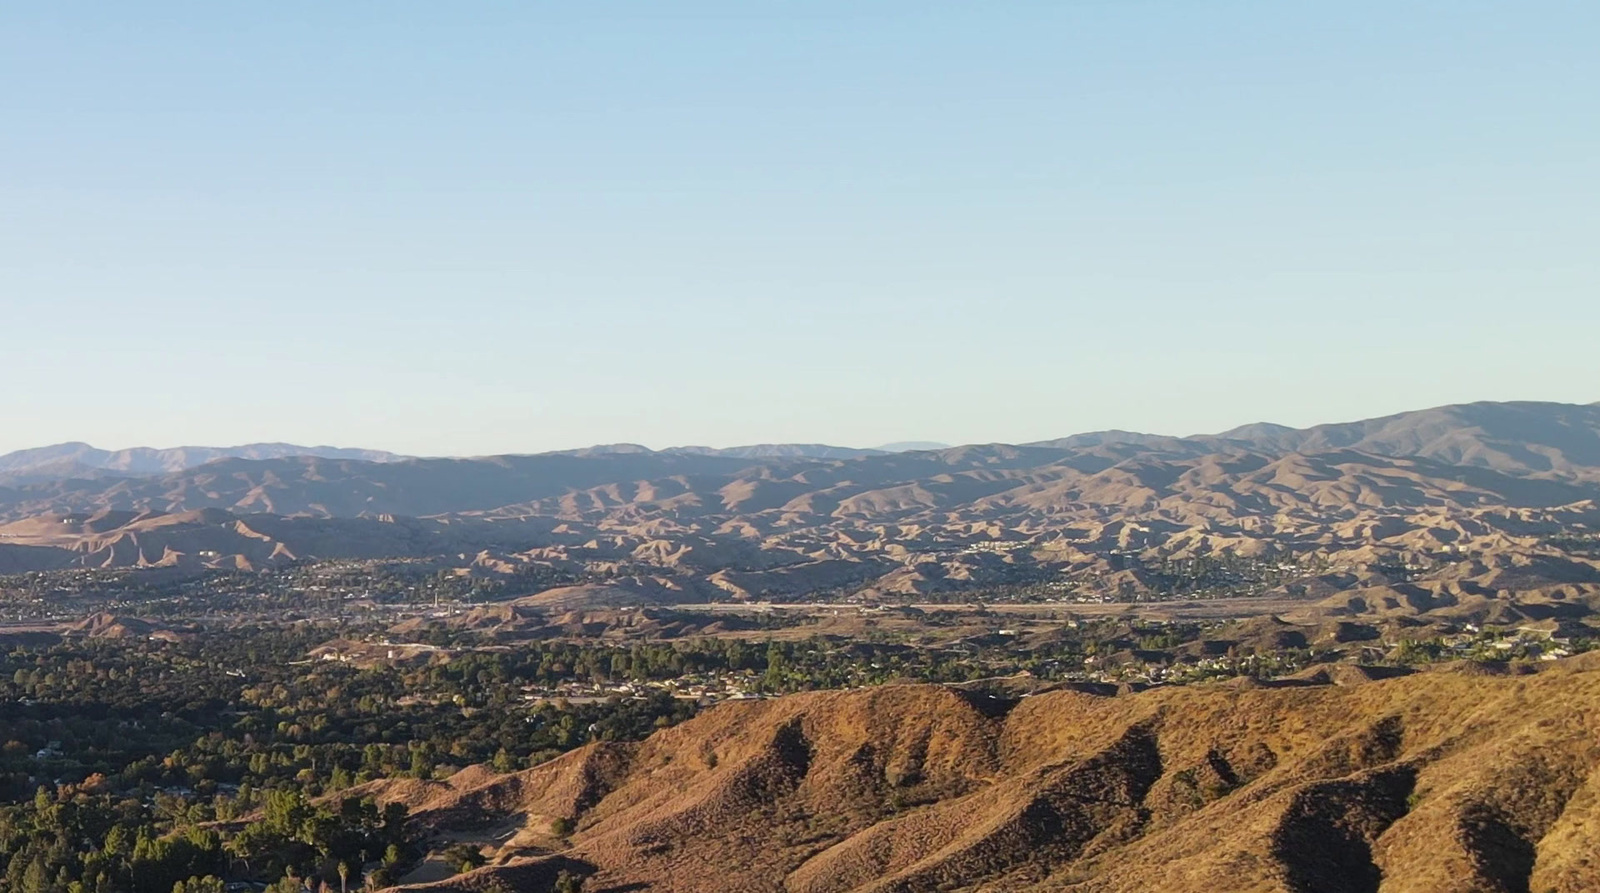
[3,1,1596,456]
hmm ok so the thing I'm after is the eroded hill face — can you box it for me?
[367,657,1600,892]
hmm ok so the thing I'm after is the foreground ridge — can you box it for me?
[365,655,1600,892]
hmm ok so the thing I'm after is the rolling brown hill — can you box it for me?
[363,655,1600,892]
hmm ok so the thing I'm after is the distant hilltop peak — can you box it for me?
[558,443,657,457]
[1025,429,1187,450]
[551,443,890,461]
[0,442,408,478]
[874,441,951,453]
[529,442,967,461]
[668,444,888,460]
[1215,422,1301,441]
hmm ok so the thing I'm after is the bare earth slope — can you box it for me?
[377,657,1600,892]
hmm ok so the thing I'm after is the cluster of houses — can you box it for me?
[520,671,765,706]
[1436,624,1575,661]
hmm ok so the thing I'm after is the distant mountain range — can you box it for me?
[0,439,954,482]
[15,399,1599,481]
[3,401,1598,618]
[4,401,1598,518]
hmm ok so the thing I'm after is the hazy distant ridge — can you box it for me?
[0,442,407,477]
[1029,400,1600,475]
[8,400,1597,485]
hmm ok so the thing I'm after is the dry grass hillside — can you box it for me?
[364,656,1600,893]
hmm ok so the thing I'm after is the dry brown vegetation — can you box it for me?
[366,654,1600,892]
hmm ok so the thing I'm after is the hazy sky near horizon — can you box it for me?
[3,2,1597,456]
